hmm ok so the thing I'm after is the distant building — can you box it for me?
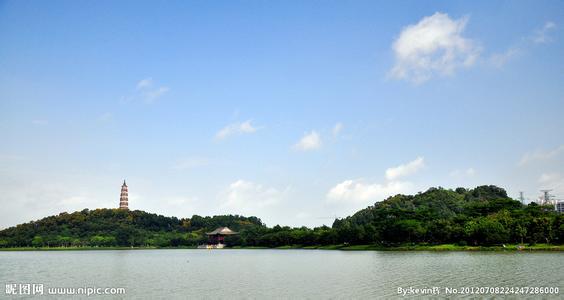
[119,180,128,210]
[556,201,564,213]
[198,227,238,249]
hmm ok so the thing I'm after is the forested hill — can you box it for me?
[332,185,563,245]
[0,209,263,247]
[0,185,563,248]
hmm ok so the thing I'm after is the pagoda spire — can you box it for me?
[119,179,129,209]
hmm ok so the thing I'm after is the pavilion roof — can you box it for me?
[206,227,238,235]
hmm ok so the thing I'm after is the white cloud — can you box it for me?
[171,157,209,170]
[327,157,424,205]
[136,78,153,90]
[123,77,169,104]
[221,180,281,213]
[450,167,476,177]
[389,12,480,84]
[489,47,521,68]
[145,87,170,103]
[296,211,311,219]
[58,196,88,206]
[332,122,343,137]
[489,21,556,68]
[532,21,556,44]
[0,178,102,229]
[466,168,476,176]
[519,145,564,166]
[538,172,564,195]
[215,120,258,140]
[385,157,425,180]
[165,196,197,206]
[327,179,411,204]
[293,131,322,151]
[539,172,560,184]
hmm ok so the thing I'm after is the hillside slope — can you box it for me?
[1,185,562,248]
[0,209,263,247]
[332,185,563,245]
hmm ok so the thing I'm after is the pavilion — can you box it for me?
[201,227,238,249]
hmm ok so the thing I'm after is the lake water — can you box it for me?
[1,249,563,299]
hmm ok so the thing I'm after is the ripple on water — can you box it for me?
[0,250,563,299]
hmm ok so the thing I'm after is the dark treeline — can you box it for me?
[1,185,563,248]
[0,210,262,248]
[330,186,563,246]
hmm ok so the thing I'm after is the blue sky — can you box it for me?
[1,1,563,228]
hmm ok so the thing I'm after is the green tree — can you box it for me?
[31,235,44,247]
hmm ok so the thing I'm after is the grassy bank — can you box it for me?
[1,244,563,251]
[272,243,564,251]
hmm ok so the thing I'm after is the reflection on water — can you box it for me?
[1,250,563,299]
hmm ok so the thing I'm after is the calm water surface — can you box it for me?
[1,249,563,299]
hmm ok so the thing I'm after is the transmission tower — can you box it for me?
[519,191,525,204]
[540,189,554,205]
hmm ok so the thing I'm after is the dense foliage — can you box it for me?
[330,186,564,246]
[1,185,562,248]
[0,209,262,247]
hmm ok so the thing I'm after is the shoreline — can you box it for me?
[1,243,563,252]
